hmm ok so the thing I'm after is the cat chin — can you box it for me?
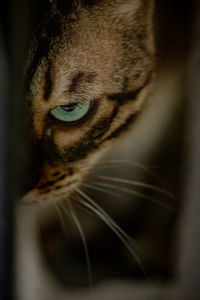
[20,183,78,207]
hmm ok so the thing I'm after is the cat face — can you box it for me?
[22,0,154,205]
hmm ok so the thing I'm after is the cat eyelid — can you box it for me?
[47,98,88,110]
[49,99,95,111]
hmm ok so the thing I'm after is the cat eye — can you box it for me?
[50,100,93,123]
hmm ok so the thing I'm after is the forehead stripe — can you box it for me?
[69,71,97,93]
[25,39,50,90]
[108,71,152,103]
[43,61,53,100]
[25,10,63,90]
[69,72,85,93]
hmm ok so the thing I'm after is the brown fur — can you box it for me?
[22,0,155,205]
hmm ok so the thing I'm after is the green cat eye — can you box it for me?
[50,100,93,123]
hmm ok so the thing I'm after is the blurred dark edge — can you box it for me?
[176,0,200,299]
[0,2,13,300]
[0,1,32,299]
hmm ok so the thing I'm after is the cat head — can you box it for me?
[22,0,155,205]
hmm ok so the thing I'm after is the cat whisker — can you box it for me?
[60,200,93,287]
[93,160,164,185]
[75,188,147,277]
[54,202,69,235]
[80,182,125,201]
[95,175,176,200]
[77,188,138,246]
[88,181,176,212]
[78,160,164,185]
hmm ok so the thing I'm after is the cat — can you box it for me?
[16,0,161,299]
[21,0,155,206]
